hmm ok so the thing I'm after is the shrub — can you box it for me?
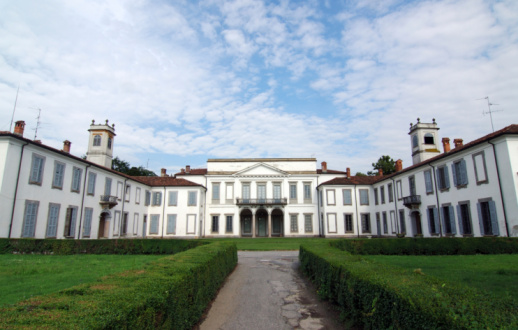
[0,242,237,329]
[300,243,518,329]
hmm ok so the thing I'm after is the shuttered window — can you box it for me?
[424,170,433,194]
[167,214,177,234]
[152,192,162,206]
[457,203,472,235]
[359,189,369,205]
[436,166,450,190]
[361,214,371,233]
[226,215,233,233]
[290,214,298,232]
[344,214,353,232]
[52,162,65,189]
[22,201,39,237]
[46,203,60,237]
[188,191,197,206]
[149,215,159,234]
[71,167,82,192]
[64,207,77,237]
[83,207,93,237]
[304,214,312,233]
[441,205,456,235]
[87,172,96,195]
[29,154,45,185]
[452,159,469,187]
[168,191,178,206]
[477,200,499,236]
[427,207,440,235]
[342,189,352,205]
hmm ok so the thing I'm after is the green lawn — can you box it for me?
[200,237,332,250]
[366,254,518,300]
[0,254,163,306]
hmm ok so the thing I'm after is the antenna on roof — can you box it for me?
[9,85,20,132]
[477,96,502,132]
[33,108,42,140]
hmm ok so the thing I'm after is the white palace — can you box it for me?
[1,119,518,239]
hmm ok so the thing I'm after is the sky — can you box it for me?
[1,0,517,175]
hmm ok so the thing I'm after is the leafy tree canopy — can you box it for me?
[112,157,157,176]
[370,155,396,175]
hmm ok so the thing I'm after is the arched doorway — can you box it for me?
[240,209,253,237]
[98,210,111,238]
[411,211,422,236]
[271,209,284,237]
[256,209,268,237]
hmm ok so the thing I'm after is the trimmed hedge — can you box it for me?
[0,238,204,255]
[331,237,518,255]
[0,241,237,329]
[300,243,518,329]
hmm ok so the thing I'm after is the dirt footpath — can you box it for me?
[197,251,343,330]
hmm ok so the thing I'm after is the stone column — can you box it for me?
[268,210,272,238]
[252,210,256,238]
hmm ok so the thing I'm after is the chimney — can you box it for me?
[321,161,327,173]
[180,168,185,174]
[34,140,42,144]
[14,121,25,136]
[186,165,191,174]
[63,140,71,153]
[161,168,167,177]
[346,167,351,178]
[442,138,451,153]
[395,159,403,172]
[378,168,383,176]
[453,139,463,148]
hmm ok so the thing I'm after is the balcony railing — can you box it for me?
[99,195,118,209]
[236,198,288,206]
[403,195,421,209]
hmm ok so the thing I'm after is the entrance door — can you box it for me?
[98,213,109,238]
[258,217,267,236]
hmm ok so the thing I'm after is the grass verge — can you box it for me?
[200,237,331,250]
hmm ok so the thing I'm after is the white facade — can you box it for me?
[1,120,518,239]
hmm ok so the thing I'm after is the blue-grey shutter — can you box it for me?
[83,208,92,236]
[424,171,432,193]
[440,207,446,233]
[456,205,464,235]
[23,202,38,237]
[449,206,456,234]
[460,159,468,185]
[433,208,440,234]
[444,167,450,189]
[105,178,112,195]
[488,201,499,236]
[47,204,59,237]
[167,214,176,234]
[477,203,484,235]
[451,164,457,187]
[427,209,433,234]
[343,190,352,205]
[69,208,77,237]
[435,169,441,189]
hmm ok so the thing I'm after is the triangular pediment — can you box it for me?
[234,163,288,177]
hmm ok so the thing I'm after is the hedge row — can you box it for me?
[0,238,204,255]
[300,243,518,329]
[0,241,237,329]
[331,237,518,255]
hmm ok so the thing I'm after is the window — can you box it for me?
[125,185,131,202]
[436,166,450,190]
[168,191,178,206]
[188,191,197,206]
[304,214,313,233]
[149,215,159,234]
[424,133,434,144]
[319,190,323,207]
[326,189,336,205]
[167,214,177,234]
[303,183,311,202]
[382,212,388,234]
[441,205,456,235]
[408,176,416,196]
[452,159,468,187]
[412,135,418,148]
[93,135,101,146]
[212,183,220,202]
[186,214,196,234]
[121,212,128,235]
[52,162,65,189]
[424,170,433,194]
[396,180,403,200]
[399,210,406,233]
[257,184,266,202]
[361,214,371,233]
[152,192,162,206]
[46,203,60,238]
[342,189,352,205]
[133,213,139,235]
[145,190,151,206]
[344,214,353,233]
[390,211,396,234]
[242,183,250,202]
[225,183,234,202]
[388,183,393,202]
[380,186,385,204]
[327,213,337,233]
[64,206,78,238]
[83,207,93,237]
[477,200,499,236]
[374,188,378,205]
[289,182,297,202]
[104,178,112,196]
[212,215,219,233]
[87,172,96,195]
[22,201,39,237]
[116,181,123,199]
[107,137,112,149]
[71,167,82,193]
[457,202,473,235]
[290,214,298,233]
[135,187,141,204]
[273,183,281,201]
[473,152,488,184]
[29,154,45,185]
[226,215,233,233]
[113,211,120,236]
[359,189,369,205]
[427,206,439,235]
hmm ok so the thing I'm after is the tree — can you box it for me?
[111,157,156,176]
[355,172,368,177]
[370,155,396,175]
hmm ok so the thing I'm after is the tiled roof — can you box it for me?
[174,169,208,176]
[132,176,203,187]
[319,176,381,187]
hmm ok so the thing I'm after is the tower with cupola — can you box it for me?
[409,118,441,165]
[86,119,116,168]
